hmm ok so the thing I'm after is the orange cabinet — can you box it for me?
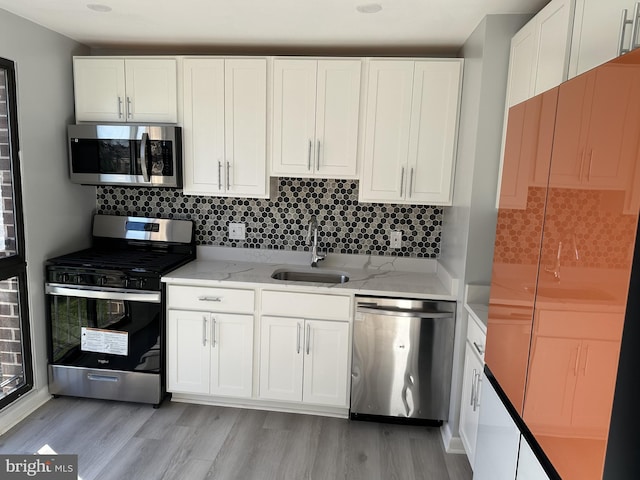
[486,48,640,480]
[550,64,640,189]
[485,88,558,413]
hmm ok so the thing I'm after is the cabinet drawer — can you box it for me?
[467,314,486,361]
[261,290,351,321]
[168,285,255,313]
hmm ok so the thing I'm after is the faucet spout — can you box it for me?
[307,215,325,267]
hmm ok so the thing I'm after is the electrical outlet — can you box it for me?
[390,230,402,249]
[228,222,246,240]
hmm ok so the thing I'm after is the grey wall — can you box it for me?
[440,14,530,449]
[0,8,92,430]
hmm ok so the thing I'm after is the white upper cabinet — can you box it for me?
[505,0,574,109]
[360,59,462,205]
[271,58,362,178]
[182,58,268,198]
[73,57,177,123]
[569,0,640,78]
[496,0,573,206]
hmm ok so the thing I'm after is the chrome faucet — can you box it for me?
[306,215,325,267]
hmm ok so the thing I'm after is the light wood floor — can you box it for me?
[0,397,472,480]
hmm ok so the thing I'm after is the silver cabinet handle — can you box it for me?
[307,140,312,171]
[473,371,482,411]
[470,368,477,406]
[619,8,634,54]
[306,323,310,355]
[218,160,222,190]
[473,341,485,356]
[198,296,222,302]
[409,167,414,198]
[212,317,217,348]
[400,167,405,196]
[317,140,320,171]
[126,96,133,118]
[202,316,207,346]
[117,96,123,118]
[226,161,231,190]
[631,3,640,51]
[296,322,301,354]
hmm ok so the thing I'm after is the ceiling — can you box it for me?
[0,0,549,52]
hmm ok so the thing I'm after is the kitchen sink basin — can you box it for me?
[271,268,349,284]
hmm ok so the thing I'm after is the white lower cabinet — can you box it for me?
[473,373,520,480]
[459,341,483,467]
[167,310,253,397]
[516,437,552,480]
[259,316,350,407]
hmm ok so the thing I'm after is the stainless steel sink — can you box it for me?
[271,268,349,284]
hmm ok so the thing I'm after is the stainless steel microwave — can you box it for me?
[67,124,182,187]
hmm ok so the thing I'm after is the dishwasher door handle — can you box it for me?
[356,306,453,319]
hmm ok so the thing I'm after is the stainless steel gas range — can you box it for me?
[45,215,195,407]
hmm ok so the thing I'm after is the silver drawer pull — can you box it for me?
[473,341,485,355]
[198,296,222,302]
[88,374,119,383]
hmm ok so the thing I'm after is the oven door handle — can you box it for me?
[45,284,161,303]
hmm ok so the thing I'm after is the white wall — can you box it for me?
[439,14,530,451]
[0,8,93,432]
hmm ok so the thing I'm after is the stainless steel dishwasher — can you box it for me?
[350,296,455,423]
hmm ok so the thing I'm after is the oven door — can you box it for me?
[46,284,162,373]
[67,124,182,187]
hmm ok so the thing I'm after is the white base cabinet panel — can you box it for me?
[459,341,483,467]
[167,310,254,398]
[473,373,520,480]
[516,437,552,480]
[259,316,350,407]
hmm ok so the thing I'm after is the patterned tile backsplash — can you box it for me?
[96,178,443,258]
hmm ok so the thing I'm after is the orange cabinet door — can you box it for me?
[523,335,579,432]
[548,72,592,188]
[486,88,559,414]
[582,65,640,189]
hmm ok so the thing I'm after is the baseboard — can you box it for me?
[0,388,51,436]
[440,422,466,454]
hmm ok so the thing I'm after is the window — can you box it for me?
[0,57,33,409]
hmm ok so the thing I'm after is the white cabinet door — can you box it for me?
[460,342,484,468]
[210,313,254,398]
[360,60,415,203]
[73,57,177,123]
[516,437,551,480]
[533,0,574,95]
[271,59,318,176]
[182,59,226,194]
[314,60,361,177]
[167,310,210,395]
[473,373,520,480]
[569,0,637,78]
[73,58,126,122]
[360,59,461,205]
[407,60,461,204]
[224,58,267,197]
[182,58,268,197]
[271,59,361,178]
[259,316,304,402]
[506,21,538,108]
[124,58,177,123]
[302,320,350,407]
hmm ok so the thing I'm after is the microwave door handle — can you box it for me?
[140,132,150,183]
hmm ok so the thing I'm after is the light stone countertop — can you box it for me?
[161,246,457,301]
